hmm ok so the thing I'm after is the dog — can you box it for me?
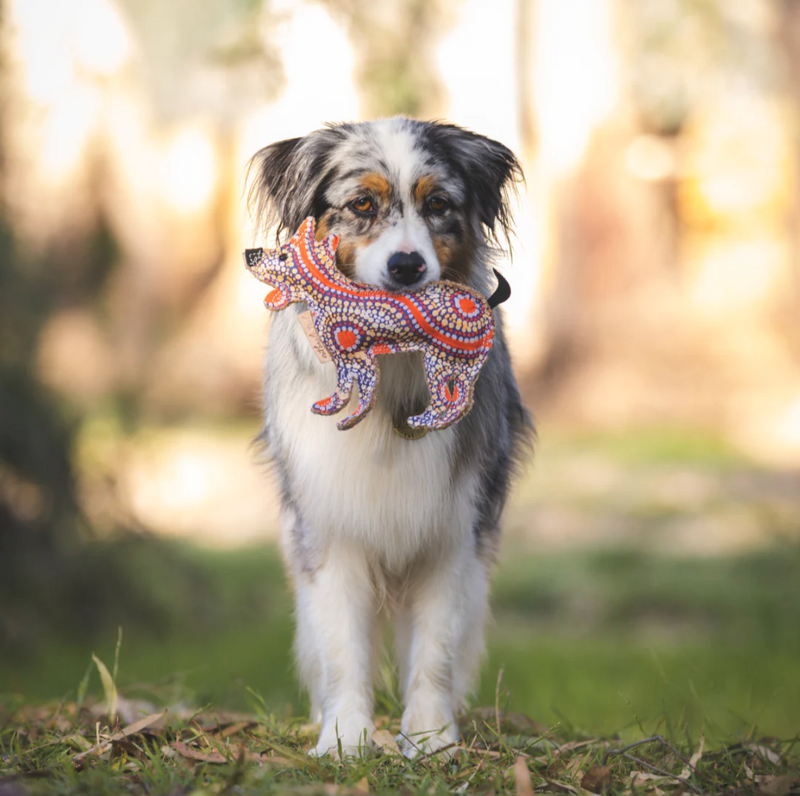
[248,117,532,757]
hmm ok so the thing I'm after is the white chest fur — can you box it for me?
[263,312,477,569]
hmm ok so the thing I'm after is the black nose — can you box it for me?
[387,251,426,286]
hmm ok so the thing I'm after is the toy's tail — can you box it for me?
[487,269,511,309]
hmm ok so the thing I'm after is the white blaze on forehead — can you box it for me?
[372,119,423,196]
[355,213,441,288]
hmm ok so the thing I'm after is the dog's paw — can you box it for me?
[312,718,375,759]
[396,724,459,760]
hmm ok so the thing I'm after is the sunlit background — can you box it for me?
[1,0,799,741]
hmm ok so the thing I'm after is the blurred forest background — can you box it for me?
[1,0,799,740]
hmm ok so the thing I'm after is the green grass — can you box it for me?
[532,426,749,469]
[2,538,799,792]
[1,695,797,795]
[3,542,799,740]
[5,423,799,791]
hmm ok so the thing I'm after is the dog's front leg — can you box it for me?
[296,541,376,757]
[397,545,489,758]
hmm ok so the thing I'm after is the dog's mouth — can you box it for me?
[378,273,437,294]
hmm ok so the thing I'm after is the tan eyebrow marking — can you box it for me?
[413,175,438,204]
[359,173,392,206]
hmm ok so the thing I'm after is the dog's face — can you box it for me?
[249,118,521,292]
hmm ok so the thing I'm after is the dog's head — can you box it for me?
[248,118,522,291]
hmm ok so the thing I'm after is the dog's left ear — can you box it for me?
[430,124,523,247]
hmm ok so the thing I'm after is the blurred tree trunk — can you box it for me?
[0,4,162,656]
[525,0,680,416]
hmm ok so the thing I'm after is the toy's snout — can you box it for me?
[243,248,264,275]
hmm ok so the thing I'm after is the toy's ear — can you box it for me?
[297,216,316,241]
[322,234,340,262]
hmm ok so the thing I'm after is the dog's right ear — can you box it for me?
[247,128,343,243]
[247,137,303,242]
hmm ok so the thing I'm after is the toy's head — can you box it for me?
[244,217,342,310]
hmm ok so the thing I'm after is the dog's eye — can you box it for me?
[427,195,449,214]
[349,196,376,216]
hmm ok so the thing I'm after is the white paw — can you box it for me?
[312,717,375,759]
[396,723,459,759]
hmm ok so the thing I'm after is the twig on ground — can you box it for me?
[602,734,703,793]
[620,752,700,792]
[602,734,694,770]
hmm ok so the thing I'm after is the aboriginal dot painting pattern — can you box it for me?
[243,217,497,431]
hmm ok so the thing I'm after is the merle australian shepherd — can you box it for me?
[247,117,532,758]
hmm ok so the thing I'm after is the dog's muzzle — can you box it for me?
[387,251,427,286]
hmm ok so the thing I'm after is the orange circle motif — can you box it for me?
[459,297,477,314]
[337,330,357,349]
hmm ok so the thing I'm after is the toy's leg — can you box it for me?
[407,356,475,430]
[337,359,379,430]
[311,362,355,416]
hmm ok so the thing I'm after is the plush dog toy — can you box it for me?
[244,217,510,432]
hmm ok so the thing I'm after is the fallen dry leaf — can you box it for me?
[581,764,611,793]
[113,712,166,741]
[759,774,797,796]
[354,775,370,794]
[746,744,783,767]
[372,729,401,755]
[261,738,323,773]
[260,754,298,767]
[563,754,587,779]
[553,739,599,756]
[542,778,579,794]
[514,756,536,796]
[72,711,166,763]
[217,721,254,739]
[679,732,704,779]
[630,771,668,783]
[170,741,226,764]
